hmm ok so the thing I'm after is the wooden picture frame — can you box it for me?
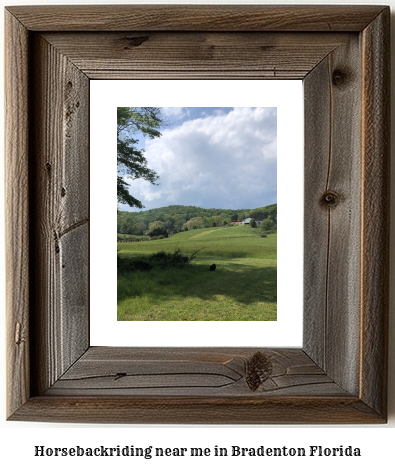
[5,5,390,424]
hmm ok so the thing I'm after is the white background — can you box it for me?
[90,80,303,347]
[1,0,394,469]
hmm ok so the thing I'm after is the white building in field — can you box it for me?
[242,218,263,226]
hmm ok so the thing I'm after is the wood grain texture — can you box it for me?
[303,56,331,373]
[9,396,383,425]
[5,5,390,424]
[5,10,30,418]
[5,5,386,32]
[30,34,90,395]
[46,347,345,397]
[304,35,362,395]
[360,8,390,417]
[42,32,351,80]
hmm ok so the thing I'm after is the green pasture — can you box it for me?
[117,225,277,321]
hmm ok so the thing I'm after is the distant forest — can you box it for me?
[117,204,277,236]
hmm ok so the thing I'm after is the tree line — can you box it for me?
[117,204,277,236]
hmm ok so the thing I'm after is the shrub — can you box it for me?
[261,218,274,231]
[148,250,184,269]
[117,248,199,273]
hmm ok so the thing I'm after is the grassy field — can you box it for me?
[117,225,276,321]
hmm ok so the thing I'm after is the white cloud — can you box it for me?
[161,107,190,119]
[128,107,277,210]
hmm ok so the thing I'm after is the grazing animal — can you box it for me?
[210,264,216,271]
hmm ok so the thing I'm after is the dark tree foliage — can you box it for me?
[249,210,266,221]
[148,227,168,238]
[117,107,164,208]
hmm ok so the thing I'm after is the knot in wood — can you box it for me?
[246,351,273,391]
[114,372,127,381]
[321,190,339,208]
[124,35,149,48]
[332,68,348,87]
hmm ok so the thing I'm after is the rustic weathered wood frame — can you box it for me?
[5,5,390,424]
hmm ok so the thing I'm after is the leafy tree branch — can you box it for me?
[117,107,165,208]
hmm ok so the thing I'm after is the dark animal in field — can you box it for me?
[182,256,189,263]
[210,264,216,271]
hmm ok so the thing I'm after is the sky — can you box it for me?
[118,107,277,212]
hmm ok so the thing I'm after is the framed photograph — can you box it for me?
[5,5,389,423]
[114,101,280,323]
